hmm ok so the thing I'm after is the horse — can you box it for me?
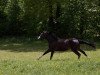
[37,31,95,60]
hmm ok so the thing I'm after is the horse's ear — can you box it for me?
[43,31,48,33]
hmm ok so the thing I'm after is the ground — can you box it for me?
[0,37,100,75]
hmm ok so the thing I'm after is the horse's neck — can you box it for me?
[46,36,58,43]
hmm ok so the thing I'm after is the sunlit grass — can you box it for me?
[0,50,100,75]
[0,38,100,75]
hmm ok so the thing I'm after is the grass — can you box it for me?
[0,37,100,75]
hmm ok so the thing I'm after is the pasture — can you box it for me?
[0,37,100,75]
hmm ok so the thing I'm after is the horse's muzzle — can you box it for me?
[38,36,41,39]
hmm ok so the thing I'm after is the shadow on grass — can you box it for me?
[0,37,48,52]
[96,42,100,49]
[0,37,99,52]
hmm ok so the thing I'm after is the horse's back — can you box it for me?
[49,38,80,51]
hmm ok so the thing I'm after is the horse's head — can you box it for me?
[38,31,50,39]
[38,31,58,42]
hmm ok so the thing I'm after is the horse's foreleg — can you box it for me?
[37,50,50,60]
[50,51,54,60]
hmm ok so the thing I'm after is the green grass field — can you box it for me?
[0,37,100,75]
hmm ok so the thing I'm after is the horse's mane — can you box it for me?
[50,33,59,41]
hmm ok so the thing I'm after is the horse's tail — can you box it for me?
[78,39,96,49]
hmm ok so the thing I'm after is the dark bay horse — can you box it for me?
[38,31,95,60]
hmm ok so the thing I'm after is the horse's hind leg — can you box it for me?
[72,49,81,59]
[78,49,87,57]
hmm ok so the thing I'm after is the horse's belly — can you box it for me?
[55,46,68,51]
[51,42,69,51]
[56,49,68,51]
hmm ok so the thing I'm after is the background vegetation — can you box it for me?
[0,0,100,40]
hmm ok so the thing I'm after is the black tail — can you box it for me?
[79,39,96,49]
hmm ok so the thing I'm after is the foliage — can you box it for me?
[0,0,99,39]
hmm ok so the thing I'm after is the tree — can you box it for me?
[7,0,21,36]
[0,0,99,39]
[0,0,8,36]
